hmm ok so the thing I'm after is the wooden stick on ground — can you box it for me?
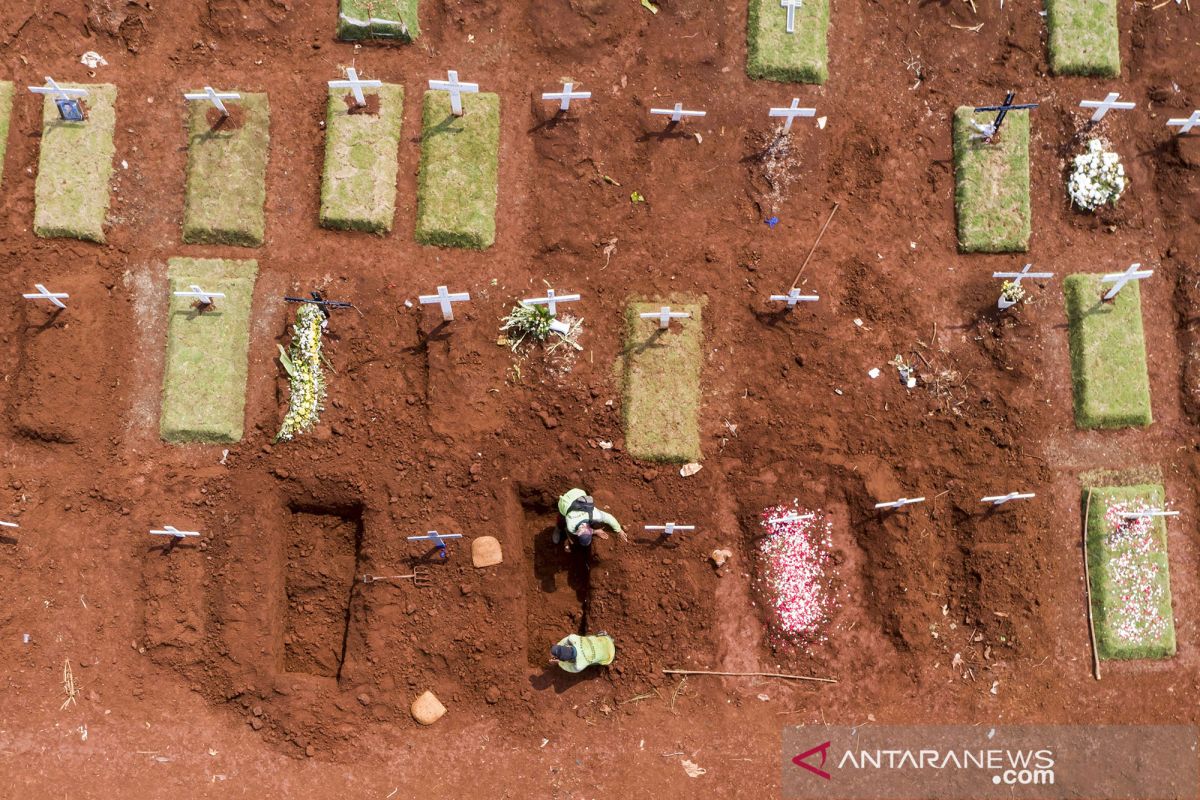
[790,202,840,289]
[1081,488,1102,681]
[663,668,837,685]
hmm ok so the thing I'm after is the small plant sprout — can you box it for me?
[276,303,327,441]
[1068,140,1126,212]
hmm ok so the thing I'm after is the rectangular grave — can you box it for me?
[520,488,590,667]
[161,258,258,443]
[1064,274,1152,429]
[952,107,1030,253]
[33,83,117,243]
[284,505,363,678]
[320,83,404,233]
[1046,0,1120,77]
[1084,484,1176,660]
[415,91,500,250]
[0,82,13,190]
[746,0,830,84]
[182,92,270,246]
[337,0,420,42]
[622,301,704,463]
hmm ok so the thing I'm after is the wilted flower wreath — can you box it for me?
[276,303,326,441]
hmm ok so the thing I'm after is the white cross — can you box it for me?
[1079,92,1135,123]
[419,285,471,321]
[780,0,804,33]
[1100,262,1153,301]
[28,77,88,103]
[1117,509,1180,520]
[183,86,242,116]
[329,66,383,108]
[874,497,925,510]
[22,284,69,309]
[521,289,581,317]
[1167,110,1200,135]
[649,103,706,123]
[770,287,820,308]
[980,492,1036,506]
[428,70,479,117]
[768,512,815,525]
[992,264,1054,286]
[0,521,18,528]
[645,523,695,536]
[542,81,591,112]
[640,306,691,330]
[150,525,200,539]
[768,98,816,132]
[173,285,226,305]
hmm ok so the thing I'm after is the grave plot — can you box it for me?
[520,486,591,666]
[140,527,207,662]
[182,92,270,246]
[415,88,500,249]
[1046,0,1120,77]
[419,295,509,438]
[0,81,12,188]
[1064,273,1152,429]
[621,301,704,463]
[320,81,404,233]
[952,107,1031,253]
[337,0,419,42]
[33,83,117,243]
[746,0,830,84]
[160,257,259,443]
[1084,484,1177,660]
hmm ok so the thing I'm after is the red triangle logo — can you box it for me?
[792,740,832,780]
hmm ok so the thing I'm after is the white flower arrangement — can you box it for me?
[1067,139,1126,212]
[276,303,326,441]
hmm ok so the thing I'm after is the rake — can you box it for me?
[359,567,432,588]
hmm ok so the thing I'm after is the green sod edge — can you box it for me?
[1064,274,1152,430]
[1083,484,1176,660]
[33,83,117,243]
[182,93,270,247]
[621,301,704,463]
[952,107,1030,253]
[337,0,419,42]
[0,82,13,191]
[1046,0,1120,78]
[319,83,405,233]
[161,258,259,444]
[415,91,500,250]
[746,0,830,84]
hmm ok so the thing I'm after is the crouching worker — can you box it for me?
[550,632,616,673]
[555,488,626,551]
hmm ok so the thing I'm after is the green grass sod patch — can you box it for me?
[622,302,704,463]
[415,91,500,249]
[1046,0,1120,77]
[0,82,12,190]
[33,83,117,243]
[952,107,1030,253]
[161,258,259,444]
[320,83,404,233]
[1084,484,1176,660]
[337,0,419,42]
[182,93,269,246]
[1064,274,1152,429]
[746,0,829,84]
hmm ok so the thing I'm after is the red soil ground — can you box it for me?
[0,1,1198,797]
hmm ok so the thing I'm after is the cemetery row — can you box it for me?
[6,77,1197,253]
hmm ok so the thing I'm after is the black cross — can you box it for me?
[283,292,355,320]
[973,91,1038,139]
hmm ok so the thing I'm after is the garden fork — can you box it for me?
[359,567,431,588]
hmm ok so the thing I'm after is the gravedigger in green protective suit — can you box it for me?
[550,632,616,673]
[555,488,626,551]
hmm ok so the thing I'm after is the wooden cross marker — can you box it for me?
[183,86,242,117]
[22,284,69,309]
[645,522,695,537]
[521,289,580,317]
[174,285,226,306]
[650,103,705,123]
[780,0,804,33]
[28,77,88,120]
[419,285,471,322]
[768,98,816,132]
[1079,92,1135,123]
[875,497,925,510]
[1167,110,1200,135]
[640,306,691,330]
[1100,263,1152,301]
[428,70,478,117]
[329,66,382,108]
[980,492,1035,506]
[542,82,591,112]
[770,287,819,308]
[150,525,200,539]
